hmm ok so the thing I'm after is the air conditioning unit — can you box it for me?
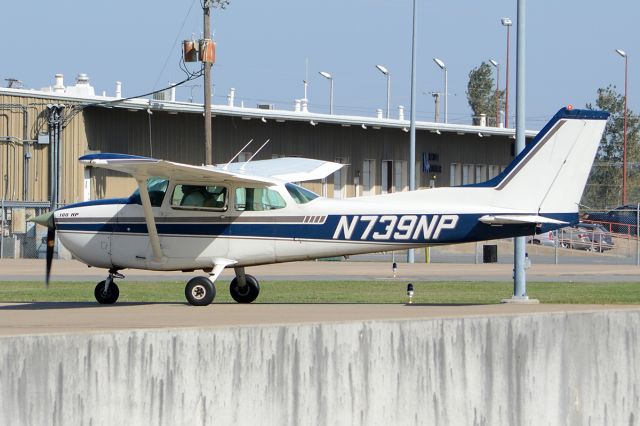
[257,104,274,110]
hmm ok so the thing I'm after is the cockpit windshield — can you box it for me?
[128,178,169,207]
[285,183,319,204]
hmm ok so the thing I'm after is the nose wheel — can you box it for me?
[94,270,124,304]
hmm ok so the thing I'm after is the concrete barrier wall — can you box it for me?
[0,310,638,425]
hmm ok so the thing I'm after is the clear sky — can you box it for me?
[1,0,637,129]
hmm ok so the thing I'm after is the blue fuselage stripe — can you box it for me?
[57,212,578,244]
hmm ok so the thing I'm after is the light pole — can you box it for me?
[501,17,512,128]
[616,49,628,205]
[490,59,500,127]
[318,71,334,115]
[433,58,448,123]
[375,65,391,118]
[408,0,418,263]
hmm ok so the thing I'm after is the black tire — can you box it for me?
[229,274,260,303]
[94,281,119,304]
[185,277,216,306]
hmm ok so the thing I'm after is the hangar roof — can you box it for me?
[0,86,537,139]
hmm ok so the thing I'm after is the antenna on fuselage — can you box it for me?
[223,139,254,169]
[241,139,270,170]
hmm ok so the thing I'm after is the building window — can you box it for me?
[462,164,474,185]
[363,159,375,195]
[450,163,460,186]
[475,164,487,184]
[394,160,406,192]
[488,165,499,179]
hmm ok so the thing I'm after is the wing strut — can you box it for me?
[136,177,164,263]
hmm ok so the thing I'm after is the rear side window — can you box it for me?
[235,187,286,211]
[171,184,227,210]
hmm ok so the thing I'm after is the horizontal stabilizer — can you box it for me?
[479,215,568,226]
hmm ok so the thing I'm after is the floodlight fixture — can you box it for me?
[433,58,446,70]
[375,65,389,75]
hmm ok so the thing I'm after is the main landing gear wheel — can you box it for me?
[185,276,216,306]
[94,281,120,304]
[229,274,260,303]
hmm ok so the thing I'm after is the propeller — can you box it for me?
[29,211,56,287]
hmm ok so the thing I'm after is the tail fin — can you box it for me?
[473,108,608,214]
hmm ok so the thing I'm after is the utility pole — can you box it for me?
[203,1,213,165]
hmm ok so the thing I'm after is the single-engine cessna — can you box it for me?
[33,108,608,305]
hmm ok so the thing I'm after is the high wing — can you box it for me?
[79,153,273,185]
[80,153,345,184]
[220,157,345,182]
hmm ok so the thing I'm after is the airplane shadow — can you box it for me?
[0,301,490,311]
[0,302,184,311]
[402,303,491,307]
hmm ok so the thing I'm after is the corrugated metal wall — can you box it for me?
[1,93,514,204]
[83,107,513,199]
[0,94,88,205]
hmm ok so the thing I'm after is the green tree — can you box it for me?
[466,62,504,126]
[583,85,640,209]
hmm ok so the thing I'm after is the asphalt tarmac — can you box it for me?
[1,301,638,337]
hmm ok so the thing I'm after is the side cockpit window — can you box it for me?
[235,187,286,211]
[171,184,228,211]
[128,178,169,207]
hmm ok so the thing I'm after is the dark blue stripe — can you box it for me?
[57,212,577,244]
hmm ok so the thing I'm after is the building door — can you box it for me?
[83,168,92,201]
[362,159,375,195]
[333,157,346,199]
[381,160,393,194]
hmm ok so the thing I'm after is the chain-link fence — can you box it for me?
[0,202,52,259]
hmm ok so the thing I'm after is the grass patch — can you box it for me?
[0,280,638,304]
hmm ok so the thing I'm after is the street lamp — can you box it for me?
[489,59,500,127]
[616,48,629,205]
[375,64,391,118]
[318,71,334,115]
[501,17,512,128]
[433,58,448,123]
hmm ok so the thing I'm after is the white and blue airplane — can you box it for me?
[34,107,608,305]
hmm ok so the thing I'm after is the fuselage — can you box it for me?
[54,180,574,271]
